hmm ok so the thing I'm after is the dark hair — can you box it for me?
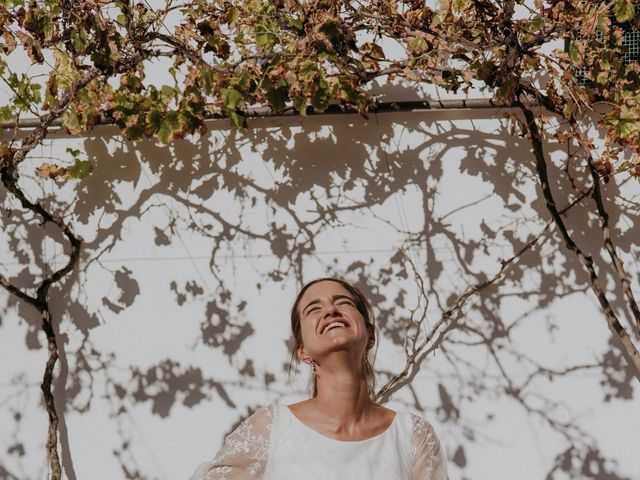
[289,277,377,398]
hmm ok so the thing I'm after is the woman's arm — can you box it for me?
[409,414,449,480]
[188,404,276,480]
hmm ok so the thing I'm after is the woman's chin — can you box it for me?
[322,336,365,353]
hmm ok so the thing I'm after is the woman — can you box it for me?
[189,278,448,480]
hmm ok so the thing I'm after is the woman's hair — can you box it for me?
[289,277,377,398]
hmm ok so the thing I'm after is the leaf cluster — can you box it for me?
[0,0,638,178]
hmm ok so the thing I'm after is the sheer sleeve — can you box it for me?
[409,414,448,480]
[188,403,276,480]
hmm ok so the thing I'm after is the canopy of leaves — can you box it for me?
[0,0,638,178]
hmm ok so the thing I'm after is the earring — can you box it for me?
[300,353,319,378]
[366,336,374,351]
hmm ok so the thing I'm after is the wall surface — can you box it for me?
[1,108,639,480]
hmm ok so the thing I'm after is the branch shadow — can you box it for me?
[0,109,638,479]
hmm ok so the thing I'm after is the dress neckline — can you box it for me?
[283,403,398,444]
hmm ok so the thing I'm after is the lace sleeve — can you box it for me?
[188,404,276,480]
[410,414,448,480]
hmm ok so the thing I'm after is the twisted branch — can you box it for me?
[523,86,640,335]
[517,97,640,380]
[0,69,97,479]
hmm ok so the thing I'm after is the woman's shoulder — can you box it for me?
[255,400,281,422]
[405,411,437,435]
[393,410,441,448]
[227,401,281,436]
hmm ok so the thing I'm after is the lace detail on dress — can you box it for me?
[409,414,448,480]
[188,403,276,480]
[190,405,447,480]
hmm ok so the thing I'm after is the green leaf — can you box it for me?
[228,110,247,129]
[496,77,517,104]
[530,15,545,31]
[70,28,87,53]
[124,124,145,141]
[65,147,81,158]
[156,111,181,143]
[365,43,385,59]
[338,82,364,108]
[67,159,93,179]
[408,37,428,54]
[184,94,205,115]
[569,42,580,63]
[292,96,308,114]
[256,23,277,50]
[199,67,215,95]
[615,118,634,138]
[451,0,470,14]
[619,105,638,123]
[563,100,576,119]
[220,86,247,128]
[614,0,635,23]
[474,61,496,81]
[222,88,244,110]
[311,78,330,112]
[266,82,289,112]
[596,71,610,85]
[161,85,177,100]
[0,105,14,122]
[146,110,163,133]
[61,109,81,134]
[164,111,181,130]
[23,6,54,42]
[597,12,611,35]
[287,15,304,31]
[179,110,200,131]
[227,7,239,24]
[318,18,340,45]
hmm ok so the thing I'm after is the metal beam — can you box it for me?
[0,98,522,133]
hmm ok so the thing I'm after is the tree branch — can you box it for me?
[517,97,640,380]
[376,223,548,402]
[523,85,640,335]
[0,68,97,480]
[374,185,595,403]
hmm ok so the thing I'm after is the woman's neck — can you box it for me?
[312,360,374,430]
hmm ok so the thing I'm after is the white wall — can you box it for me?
[1,108,639,480]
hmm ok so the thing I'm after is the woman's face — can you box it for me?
[296,280,369,362]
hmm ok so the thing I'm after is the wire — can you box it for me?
[137,159,214,295]
[373,111,422,271]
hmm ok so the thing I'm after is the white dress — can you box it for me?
[189,401,448,480]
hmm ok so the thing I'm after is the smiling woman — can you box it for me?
[291,278,378,399]
[188,278,448,480]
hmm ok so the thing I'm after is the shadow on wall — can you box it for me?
[0,109,638,480]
